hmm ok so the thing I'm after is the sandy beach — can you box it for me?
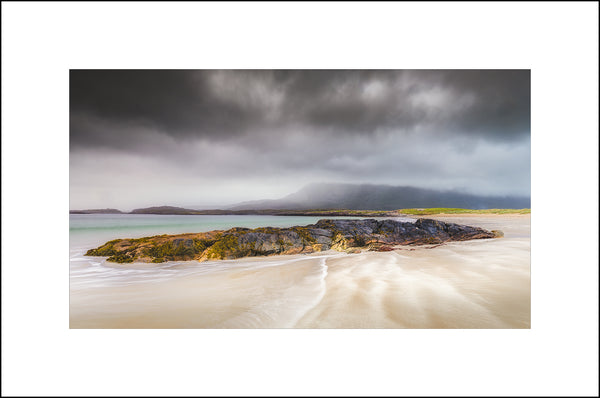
[70,214,530,328]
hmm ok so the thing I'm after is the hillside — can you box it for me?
[229,183,530,211]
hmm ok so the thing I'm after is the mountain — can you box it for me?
[229,183,530,210]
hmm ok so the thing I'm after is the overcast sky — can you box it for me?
[70,70,530,211]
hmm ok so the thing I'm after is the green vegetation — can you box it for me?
[143,238,216,262]
[398,208,530,215]
[204,233,240,259]
[85,214,510,264]
[291,226,317,245]
[283,209,392,216]
[85,239,120,257]
[130,236,152,244]
[193,238,215,253]
[253,227,279,234]
[107,252,135,263]
[145,241,175,260]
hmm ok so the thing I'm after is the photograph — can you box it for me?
[4,2,598,396]
[69,69,531,329]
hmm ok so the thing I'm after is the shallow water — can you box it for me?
[69,214,530,328]
[69,214,379,289]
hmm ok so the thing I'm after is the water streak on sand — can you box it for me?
[70,214,530,328]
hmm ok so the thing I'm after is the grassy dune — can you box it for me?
[398,208,531,215]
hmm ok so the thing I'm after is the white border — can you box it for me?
[2,2,598,396]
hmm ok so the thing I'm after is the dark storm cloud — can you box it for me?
[434,70,530,137]
[70,69,530,150]
[70,70,255,148]
[70,69,530,209]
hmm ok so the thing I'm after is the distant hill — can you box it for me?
[229,183,530,211]
[129,206,205,215]
[69,208,123,214]
[127,207,399,216]
[129,206,247,215]
[72,184,530,215]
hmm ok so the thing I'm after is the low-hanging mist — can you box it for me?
[70,70,530,210]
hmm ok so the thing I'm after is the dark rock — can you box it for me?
[86,218,500,263]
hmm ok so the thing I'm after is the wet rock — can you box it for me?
[87,218,500,263]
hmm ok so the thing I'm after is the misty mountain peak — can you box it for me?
[230,183,530,211]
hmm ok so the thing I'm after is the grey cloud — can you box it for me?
[69,70,530,209]
[69,128,530,210]
[295,70,530,140]
[70,70,257,149]
[70,70,529,151]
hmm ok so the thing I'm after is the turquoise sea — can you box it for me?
[69,213,386,248]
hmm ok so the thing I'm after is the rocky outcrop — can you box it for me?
[86,218,501,263]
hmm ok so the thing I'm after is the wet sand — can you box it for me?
[70,215,530,328]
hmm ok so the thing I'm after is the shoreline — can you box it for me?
[70,208,531,217]
[70,214,530,328]
[418,213,530,218]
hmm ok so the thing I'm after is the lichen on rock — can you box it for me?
[85,218,500,263]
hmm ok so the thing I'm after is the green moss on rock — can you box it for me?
[204,234,240,259]
[85,218,501,263]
